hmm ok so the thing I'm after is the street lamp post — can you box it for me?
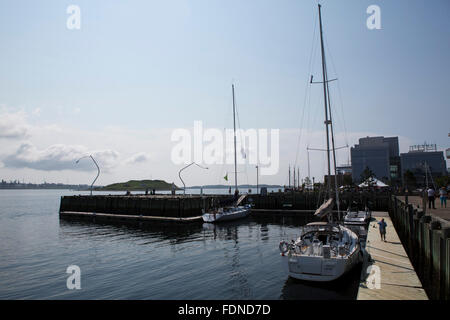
[76,155,100,196]
[178,162,208,195]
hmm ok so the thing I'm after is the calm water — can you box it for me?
[0,189,361,299]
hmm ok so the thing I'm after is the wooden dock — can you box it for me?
[357,212,428,300]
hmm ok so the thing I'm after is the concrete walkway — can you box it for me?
[357,213,428,300]
[397,196,450,221]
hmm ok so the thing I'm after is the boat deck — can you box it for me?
[357,212,428,300]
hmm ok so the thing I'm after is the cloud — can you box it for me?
[0,109,29,139]
[2,143,120,172]
[124,152,151,165]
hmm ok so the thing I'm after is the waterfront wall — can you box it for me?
[252,191,390,211]
[60,191,391,218]
[60,195,231,218]
[390,196,450,300]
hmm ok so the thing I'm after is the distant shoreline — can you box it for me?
[0,185,89,190]
[185,184,283,189]
[0,183,283,191]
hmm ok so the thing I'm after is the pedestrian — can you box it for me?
[378,218,387,242]
[427,187,436,209]
[439,187,447,208]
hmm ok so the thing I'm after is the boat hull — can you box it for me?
[282,249,361,282]
[343,219,369,226]
[280,223,362,282]
[202,206,250,223]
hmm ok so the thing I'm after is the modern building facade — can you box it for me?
[400,145,447,187]
[351,136,400,184]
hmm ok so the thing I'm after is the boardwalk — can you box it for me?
[357,212,428,300]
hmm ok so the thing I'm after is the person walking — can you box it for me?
[439,187,447,208]
[427,187,436,209]
[378,218,387,242]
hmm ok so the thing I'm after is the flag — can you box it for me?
[224,173,228,181]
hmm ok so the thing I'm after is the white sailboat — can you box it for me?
[202,195,251,223]
[202,85,251,223]
[343,206,371,226]
[279,221,361,281]
[279,4,362,281]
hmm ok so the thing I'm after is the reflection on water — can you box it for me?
[0,190,362,300]
[281,264,362,300]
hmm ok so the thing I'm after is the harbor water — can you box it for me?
[0,189,362,299]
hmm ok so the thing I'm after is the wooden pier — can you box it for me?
[389,195,450,300]
[357,212,428,300]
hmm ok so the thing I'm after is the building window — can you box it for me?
[390,165,398,179]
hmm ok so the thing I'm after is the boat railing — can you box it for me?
[293,242,352,258]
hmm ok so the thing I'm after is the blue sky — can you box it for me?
[0,0,449,185]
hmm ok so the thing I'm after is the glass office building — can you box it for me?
[351,136,400,184]
[400,150,447,187]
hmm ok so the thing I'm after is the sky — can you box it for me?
[0,0,449,187]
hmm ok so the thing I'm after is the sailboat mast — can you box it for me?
[307,150,311,182]
[318,4,332,199]
[293,167,296,189]
[288,165,291,188]
[232,84,238,192]
[326,62,341,212]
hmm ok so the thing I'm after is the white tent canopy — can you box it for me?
[358,177,388,188]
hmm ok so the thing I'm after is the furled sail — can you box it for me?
[314,198,334,219]
[235,194,247,206]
